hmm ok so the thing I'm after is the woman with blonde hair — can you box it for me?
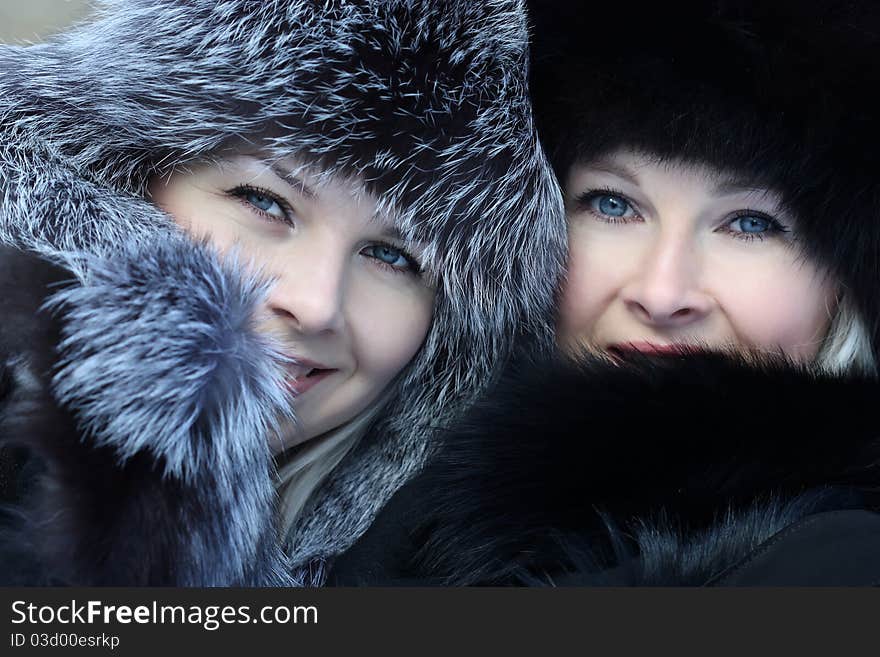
[0,0,565,585]
[331,0,880,586]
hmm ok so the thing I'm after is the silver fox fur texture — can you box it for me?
[0,0,567,582]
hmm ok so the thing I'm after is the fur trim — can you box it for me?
[382,352,880,585]
[0,0,566,571]
[1,243,293,585]
[47,238,291,481]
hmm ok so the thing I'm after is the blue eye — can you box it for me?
[245,190,286,218]
[595,194,630,217]
[246,191,274,211]
[374,246,404,265]
[723,212,791,242]
[229,185,290,222]
[730,215,771,234]
[576,191,639,222]
[362,244,419,274]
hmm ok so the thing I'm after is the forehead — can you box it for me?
[570,149,780,200]
[233,155,368,204]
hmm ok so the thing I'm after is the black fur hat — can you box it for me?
[528,0,880,358]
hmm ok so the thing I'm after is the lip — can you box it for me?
[606,341,694,357]
[282,355,338,397]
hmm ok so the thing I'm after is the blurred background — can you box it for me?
[0,0,92,43]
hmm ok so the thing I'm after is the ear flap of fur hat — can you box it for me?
[1,0,566,573]
[529,0,880,362]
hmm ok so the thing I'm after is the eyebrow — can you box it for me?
[264,162,318,200]
[377,225,408,243]
[584,160,642,187]
[585,158,775,198]
[712,174,774,197]
[257,157,413,243]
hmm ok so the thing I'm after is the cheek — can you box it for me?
[557,227,630,349]
[150,178,245,251]
[149,177,198,231]
[347,279,434,386]
[710,254,835,359]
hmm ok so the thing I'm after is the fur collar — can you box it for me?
[403,351,880,585]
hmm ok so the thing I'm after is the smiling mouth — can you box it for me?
[286,368,337,396]
[283,358,337,396]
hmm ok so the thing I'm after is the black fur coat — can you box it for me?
[330,351,880,585]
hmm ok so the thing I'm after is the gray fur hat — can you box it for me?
[0,0,565,580]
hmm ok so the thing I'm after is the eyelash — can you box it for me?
[575,188,640,225]
[363,245,424,276]
[227,184,423,276]
[719,210,791,242]
[229,184,295,225]
[575,188,791,242]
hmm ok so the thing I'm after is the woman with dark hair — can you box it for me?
[0,0,565,585]
[330,0,880,586]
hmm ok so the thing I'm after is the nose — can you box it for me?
[265,247,346,335]
[621,230,714,329]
